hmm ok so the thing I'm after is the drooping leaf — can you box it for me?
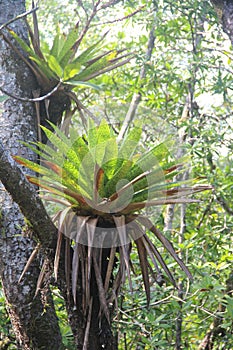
[138,216,193,280]
[72,243,80,306]
[93,250,110,323]
[54,228,63,281]
[113,216,132,291]
[135,237,150,306]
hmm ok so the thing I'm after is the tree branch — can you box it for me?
[92,5,145,26]
[0,5,38,32]
[0,81,62,102]
[117,15,156,141]
[0,141,57,250]
[216,194,233,215]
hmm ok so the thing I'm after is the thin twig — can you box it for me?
[216,194,233,215]
[0,81,62,102]
[92,5,146,26]
[82,298,93,350]
[73,1,101,51]
[117,14,157,141]
[0,6,39,32]
[100,0,121,10]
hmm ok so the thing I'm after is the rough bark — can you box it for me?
[0,141,58,249]
[211,0,233,46]
[0,1,63,349]
[0,3,118,348]
[222,0,233,46]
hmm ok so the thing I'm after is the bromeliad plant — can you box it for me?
[6,25,131,92]
[15,120,211,321]
[2,3,132,109]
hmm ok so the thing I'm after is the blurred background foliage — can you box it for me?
[1,0,232,348]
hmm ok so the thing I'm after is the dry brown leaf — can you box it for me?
[93,250,110,324]
[113,216,132,291]
[135,237,150,306]
[72,243,80,306]
[18,243,41,283]
[138,216,193,280]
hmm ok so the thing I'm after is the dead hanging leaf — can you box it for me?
[35,258,50,296]
[65,237,71,298]
[54,228,63,281]
[104,246,116,292]
[18,243,41,283]
[53,209,75,297]
[113,216,132,291]
[141,236,161,277]
[72,243,80,306]
[72,217,91,306]
[135,237,150,306]
[80,245,87,313]
[129,221,160,273]
[143,234,177,287]
[138,216,193,281]
[108,267,123,305]
[74,216,90,243]
[85,217,98,308]
[82,297,93,350]
[93,249,110,324]
[129,221,163,284]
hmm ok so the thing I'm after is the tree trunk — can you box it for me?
[211,0,233,46]
[0,1,63,349]
[0,3,118,349]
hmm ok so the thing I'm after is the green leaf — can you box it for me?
[119,125,142,159]
[9,29,35,56]
[97,119,111,143]
[71,52,114,81]
[63,62,82,80]
[87,119,98,149]
[58,26,79,66]
[50,26,62,57]
[128,140,174,181]
[73,33,106,66]
[64,80,101,90]
[14,156,52,176]
[40,125,71,155]
[46,55,63,77]
[29,55,57,80]
[104,159,133,197]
